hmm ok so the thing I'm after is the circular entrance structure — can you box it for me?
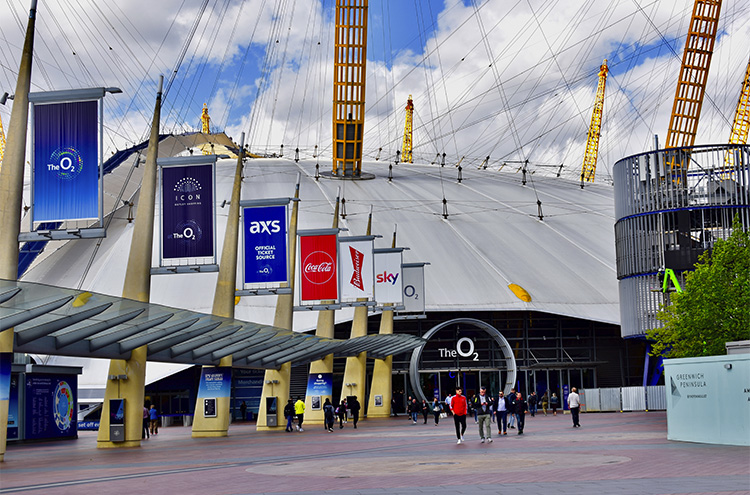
[409,318,517,404]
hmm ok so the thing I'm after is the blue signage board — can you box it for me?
[33,100,99,223]
[305,373,333,397]
[233,368,264,415]
[162,164,215,259]
[243,205,288,285]
[0,352,10,401]
[25,374,77,440]
[197,367,232,398]
[8,373,19,440]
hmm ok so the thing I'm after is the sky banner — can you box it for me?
[300,234,338,302]
[162,163,214,259]
[33,100,98,223]
[243,204,288,285]
[338,237,374,302]
[374,250,404,305]
[402,264,426,313]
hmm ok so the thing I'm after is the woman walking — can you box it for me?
[550,392,560,416]
[541,392,549,416]
[421,399,430,424]
[432,398,442,425]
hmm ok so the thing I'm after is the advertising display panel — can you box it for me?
[374,249,404,305]
[33,100,99,223]
[161,161,215,260]
[338,237,374,302]
[299,234,338,303]
[243,204,288,285]
[401,263,426,313]
[24,374,78,440]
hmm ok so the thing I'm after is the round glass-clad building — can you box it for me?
[613,144,749,338]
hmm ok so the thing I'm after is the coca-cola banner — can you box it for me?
[338,237,375,302]
[374,249,404,305]
[401,263,426,313]
[299,234,338,302]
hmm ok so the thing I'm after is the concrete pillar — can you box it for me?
[97,77,162,449]
[257,176,300,431]
[0,1,36,462]
[192,134,245,438]
[367,309,393,418]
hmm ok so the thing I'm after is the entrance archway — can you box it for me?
[408,318,517,404]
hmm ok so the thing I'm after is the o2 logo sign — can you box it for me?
[171,219,202,242]
[47,147,83,180]
[438,337,479,361]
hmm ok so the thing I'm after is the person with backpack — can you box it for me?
[506,388,517,429]
[471,386,494,443]
[337,399,347,429]
[432,397,443,425]
[283,399,295,432]
[323,398,335,432]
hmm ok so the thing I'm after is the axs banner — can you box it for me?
[243,204,288,285]
[299,234,338,302]
[162,164,214,259]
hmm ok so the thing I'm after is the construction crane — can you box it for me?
[728,55,750,146]
[664,0,722,175]
[580,59,608,185]
[401,95,414,163]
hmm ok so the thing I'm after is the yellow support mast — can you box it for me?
[728,55,750,146]
[0,113,5,170]
[332,0,368,177]
[401,95,414,163]
[664,0,722,156]
[201,103,211,134]
[580,60,608,184]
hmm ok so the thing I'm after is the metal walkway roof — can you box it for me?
[2,279,424,368]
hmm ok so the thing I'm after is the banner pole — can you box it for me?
[192,132,245,438]
[0,0,37,463]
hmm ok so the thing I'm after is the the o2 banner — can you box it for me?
[299,232,338,303]
[33,100,99,223]
[374,249,404,305]
[338,236,375,302]
[243,204,288,285]
[160,158,215,260]
[402,263,426,313]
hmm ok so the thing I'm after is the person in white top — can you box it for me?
[568,387,581,428]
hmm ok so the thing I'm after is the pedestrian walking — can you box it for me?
[294,396,305,431]
[149,404,159,435]
[349,396,361,429]
[507,388,517,429]
[240,400,247,421]
[527,392,538,417]
[142,405,150,439]
[568,387,581,427]
[409,398,419,424]
[323,398,335,432]
[550,393,560,416]
[449,387,468,444]
[541,392,549,416]
[421,399,429,424]
[284,399,295,432]
[432,398,443,425]
[515,392,527,435]
[471,386,494,443]
[337,399,347,429]
[496,391,508,435]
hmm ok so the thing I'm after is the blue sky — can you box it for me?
[1,0,749,181]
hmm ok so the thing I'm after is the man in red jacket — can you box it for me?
[450,387,468,444]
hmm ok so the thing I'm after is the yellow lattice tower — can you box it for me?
[201,103,211,134]
[580,60,608,183]
[401,95,414,163]
[0,113,5,170]
[728,56,750,146]
[664,0,722,173]
[332,0,368,177]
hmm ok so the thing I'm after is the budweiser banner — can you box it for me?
[374,249,404,305]
[243,204,288,285]
[160,157,216,260]
[401,263,426,313]
[299,232,338,303]
[338,236,375,302]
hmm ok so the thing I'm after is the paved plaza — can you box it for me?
[1,411,748,495]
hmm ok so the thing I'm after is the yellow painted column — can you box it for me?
[367,309,393,418]
[0,0,36,463]
[192,134,245,438]
[98,77,163,449]
[257,176,300,431]
[339,306,367,409]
